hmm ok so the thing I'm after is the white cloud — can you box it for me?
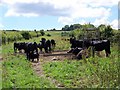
[58,17,74,25]
[45,0,119,8]
[70,7,111,18]
[91,18,118,29]
[1,0,119,25]
[1,0,39,5]
[92,17,110,26]
[86,0,119,7]
[110,19,118,29]
[5,9,39,17]
[79,19,87,25]
[4,1,70,17]
[1,0,117,17]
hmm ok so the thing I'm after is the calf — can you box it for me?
[28,51,39,62]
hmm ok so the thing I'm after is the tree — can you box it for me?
[104,25,114,39]
[53,28,56,31]
[98,24,106,32]
[40,30,45,36]
[73,24,82,29]
[82,23,95,28]
[21,31,31,40]
[62,25,70,31]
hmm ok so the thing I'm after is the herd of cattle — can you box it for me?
[14,37,111,62]
[67,37,111,59]
[14,38,56,62]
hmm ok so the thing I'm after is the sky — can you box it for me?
[0,0,119,30]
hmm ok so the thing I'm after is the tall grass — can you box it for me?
[42,46,119,88]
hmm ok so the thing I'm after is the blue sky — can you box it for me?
[0,0,119,30]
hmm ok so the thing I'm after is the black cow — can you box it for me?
[37,43,43,52]
[69,38,111,57]
[70,37,90,49]
[14,42,26,53]
[38,39,52,53]
[28,51,39,62]
[90,40,111,57]
[25,42,39,61]
[72,47,83,55]
[37,38,46,52]
[51,39,56,47]
[67,47,87,60]
[44,40,51,53]
[51,39,56,51]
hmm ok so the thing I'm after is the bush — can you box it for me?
[21,31,31,40]
[46,33,51,37]
[40,30,45,36]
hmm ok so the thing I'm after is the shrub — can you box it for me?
[21,31,31,40]
[46,33,51,37]
[40,30,45,36]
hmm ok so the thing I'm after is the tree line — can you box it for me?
[61,23,119,43]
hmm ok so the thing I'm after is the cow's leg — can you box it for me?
[14,47,17,53]
[45,47,48,53]
[105,51,109,57]
[32,59,34,62]
[52,44,55,51]
[49,46,51,52]
[27,53,30,60]
[105,49,110,57]
[37,58,39,62]
[92,46,95,57]
[76,50,83,60]
[14,45,16,53]
[40,47,42,52]
[26,53,28,60]
[67,48,74,53]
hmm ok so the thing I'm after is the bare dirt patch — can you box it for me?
[40,50,75,61]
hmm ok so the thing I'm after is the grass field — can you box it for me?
[1,31,119,88]
[43,50,119,88]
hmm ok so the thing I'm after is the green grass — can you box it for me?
[1,30,119,88]
[1,33,61,88]
[2,54,55,88]
[1,31,69,88]
[42,46,119,88]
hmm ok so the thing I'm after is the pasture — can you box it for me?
[1,30,119,88]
